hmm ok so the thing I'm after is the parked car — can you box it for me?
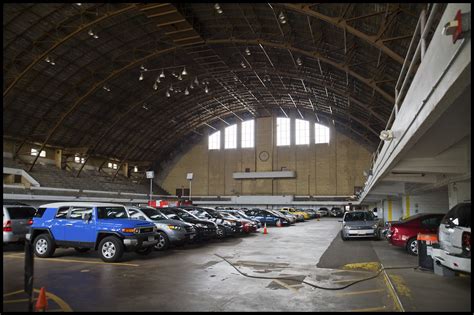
[244,209,290,226]
[279,209,304,222]
[267,209,295,225]
[219,211,258,233]
[219,209,262,229]
[340,210,380,241]
[303,209,320,219]
[126,206,197,250]
[431,203,471,273]
[330,207,344,217]
[275,210,298,224]
[28,202,159,262]
[179,206,241,238]
[316,207,329,217]
[3,202,36,244]
[159,207,218,240]
[386,213,445,255]
[281,207,310,220]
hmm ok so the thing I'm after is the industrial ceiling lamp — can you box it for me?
[379,130,394,141]
[159,69,165,78]
[245,47,251,55]
[204,85,209,93]
[88,29,94,36]
[178,74,183,81]
[194,77,199,85]
[139,73,144,81]
[214,3,223,14]
[185,88,189,95]
[182,66,187,76]
[279,11,287,24]
[296,57,302,66]
[153,82,158,90]
[93,34,99,39]
[156,76,161,83]
[166,90,171,97]
[169,84,174,91]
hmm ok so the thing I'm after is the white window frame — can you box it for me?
[241,120,255,148]
[315,123,330,144]
[276,117,290,146]
[208,131,221,150]
[224,124,237,149]
[295,119,309,145]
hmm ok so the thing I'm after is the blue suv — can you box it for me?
[27,202,158,262]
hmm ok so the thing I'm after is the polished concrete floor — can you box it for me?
[3,218,471,312]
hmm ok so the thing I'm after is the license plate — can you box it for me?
[148,236,154,242]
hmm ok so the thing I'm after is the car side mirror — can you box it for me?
[83,213,92,222]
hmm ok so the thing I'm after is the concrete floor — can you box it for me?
[3,218,471,312]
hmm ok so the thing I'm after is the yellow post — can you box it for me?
[405,195,410,218]
[388,199,393,221]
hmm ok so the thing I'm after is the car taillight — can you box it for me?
[462,232,470,252]
[28,219,33,225]
[3,220,12,232]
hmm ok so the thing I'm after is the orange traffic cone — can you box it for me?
[35,287,48,312]
[263,223,268,234]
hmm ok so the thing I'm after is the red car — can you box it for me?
[387,213,445,255]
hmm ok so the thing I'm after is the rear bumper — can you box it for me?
[3,232,24,243]
[431,248,471,273]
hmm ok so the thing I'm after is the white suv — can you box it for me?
[431,202,471,274]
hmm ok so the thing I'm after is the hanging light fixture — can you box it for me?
[153,82,158,90]
[166,90,171,97]
[172,72,177,77]
[194,77,199,85]
[296,57,302,66]
[185,88,189,95]
[214,3,223,14]
[50,60,56,66]
[88,29,94,36]
[245,47,251,55]
[178,74,183,81]
[169,84,173,91]
[156,76,161,83]
[139,73,144,81]
[93,34,99,39]
[159,69,165,78]
[181,67,187,76]
[279,12,286,24]
[45,56,51,63]
[190,83,194,89]
[205,85,209,93]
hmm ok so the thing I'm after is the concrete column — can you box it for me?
[123,162,129,178]
[381,197,403,222]
[55,149,62,169]
[448,180,471,209]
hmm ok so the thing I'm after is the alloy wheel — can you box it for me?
[102,241,116,258]
[36,239,48,254]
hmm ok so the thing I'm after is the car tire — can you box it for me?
[135,246,153,255]
[74,247,90,253]
[33,234,56,258]
[341,231,347,241]
[216,225,226,239]
[98,236,124,262]
[406,237,418,256]
[154,232,170,251]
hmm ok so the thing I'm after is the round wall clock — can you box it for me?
[259,150,269,161]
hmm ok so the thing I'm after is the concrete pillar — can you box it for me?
[448,180,471,209]
[55,149,62,169]
[123,162,129,178]
[380,197,402,222]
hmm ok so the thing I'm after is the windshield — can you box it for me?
[220,212,239,220]
[97,207,128,219]
[140,208,168,221]
[344,212,375,222]
[171,208,200,220]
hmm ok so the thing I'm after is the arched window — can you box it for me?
[241,120,254,148]
[315,123,330,144]
[208,131,221,150]
[276,117,290,146]
[295,119,309,145]
[225,124,237,149]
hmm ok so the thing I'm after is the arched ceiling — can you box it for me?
[3,3,445,171]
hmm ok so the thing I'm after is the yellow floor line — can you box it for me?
[3,298,30,304]
[3,289,25,297]
[33,289,73,312]
[4,255,139,267]
[381,265,404,312]
[332,278,368,283]
[348,306,387,312]
[336,289,384,296]
[273,279,299,292]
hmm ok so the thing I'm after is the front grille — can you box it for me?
[139,227,154,233]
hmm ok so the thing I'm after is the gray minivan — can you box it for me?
[3,203,36,244]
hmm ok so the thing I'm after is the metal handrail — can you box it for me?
[361,4,440,198]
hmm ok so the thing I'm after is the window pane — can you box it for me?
[208,131,221,150]
[69,207,93,220]
[315,123,330,144]
[277,117,290,146]
[225,124,237,149]
[241,120,254,148]
[295,119,309,145]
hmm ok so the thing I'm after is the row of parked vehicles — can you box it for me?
[3,202,321,263]
[338,202,471,274]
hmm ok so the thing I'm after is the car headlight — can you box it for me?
[372,224,378,229]
[343,225,351,230]
[167,225,182,230]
